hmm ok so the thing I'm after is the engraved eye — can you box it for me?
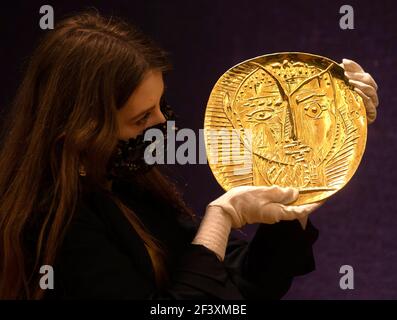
[247,109,274,122]
[304,103,324,119]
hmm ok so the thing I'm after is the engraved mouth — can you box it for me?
[253,139,312,166]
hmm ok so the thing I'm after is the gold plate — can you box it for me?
[204,52,367,205]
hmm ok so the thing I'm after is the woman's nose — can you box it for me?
[153,105,167,125]
[143,105,167,132]
[148,108,167,127]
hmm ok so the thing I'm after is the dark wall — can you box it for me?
[1,0,396,299]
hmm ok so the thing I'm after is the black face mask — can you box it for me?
[106,97,177,181]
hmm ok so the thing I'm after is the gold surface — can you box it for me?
[204,52,367,205]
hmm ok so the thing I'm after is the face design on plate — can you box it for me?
[233,60,338,189]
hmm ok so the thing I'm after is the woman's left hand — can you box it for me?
[340,58,379,124]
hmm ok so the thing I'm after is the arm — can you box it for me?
[189,186,321,299]
[189,204,318,300]
[49,201,244,300]
[223,218,319,300]
[191,186,322,261]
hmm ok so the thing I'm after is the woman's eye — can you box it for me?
[135,112,151,125]
[304,103,324,119]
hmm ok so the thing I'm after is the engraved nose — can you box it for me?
[284,101,298,142]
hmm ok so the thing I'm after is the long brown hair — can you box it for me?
[0,10,196,299]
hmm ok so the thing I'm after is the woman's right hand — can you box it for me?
[206,185,323,229]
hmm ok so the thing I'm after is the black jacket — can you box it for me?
[44,177,319,300]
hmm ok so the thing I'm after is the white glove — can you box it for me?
[207,185,322,229]
[340,58,379,124]
[192,185,323,261]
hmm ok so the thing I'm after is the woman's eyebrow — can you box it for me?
[129,86,166,121]
[130,105,156,121]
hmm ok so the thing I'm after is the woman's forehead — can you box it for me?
[120,70,164,117]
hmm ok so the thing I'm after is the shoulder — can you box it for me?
[65,187,143,246]
[47,189,156,299]
[56,186,150,271]
[55,187,154,269]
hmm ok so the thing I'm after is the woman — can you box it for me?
[0,11,378,299]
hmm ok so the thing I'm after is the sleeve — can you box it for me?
[222,219,319,299]
[52,201,318,300]
[52,202,155,299]
[51,202,244,300]
[155,215,319,300]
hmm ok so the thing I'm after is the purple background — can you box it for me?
[1,0,396,299]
